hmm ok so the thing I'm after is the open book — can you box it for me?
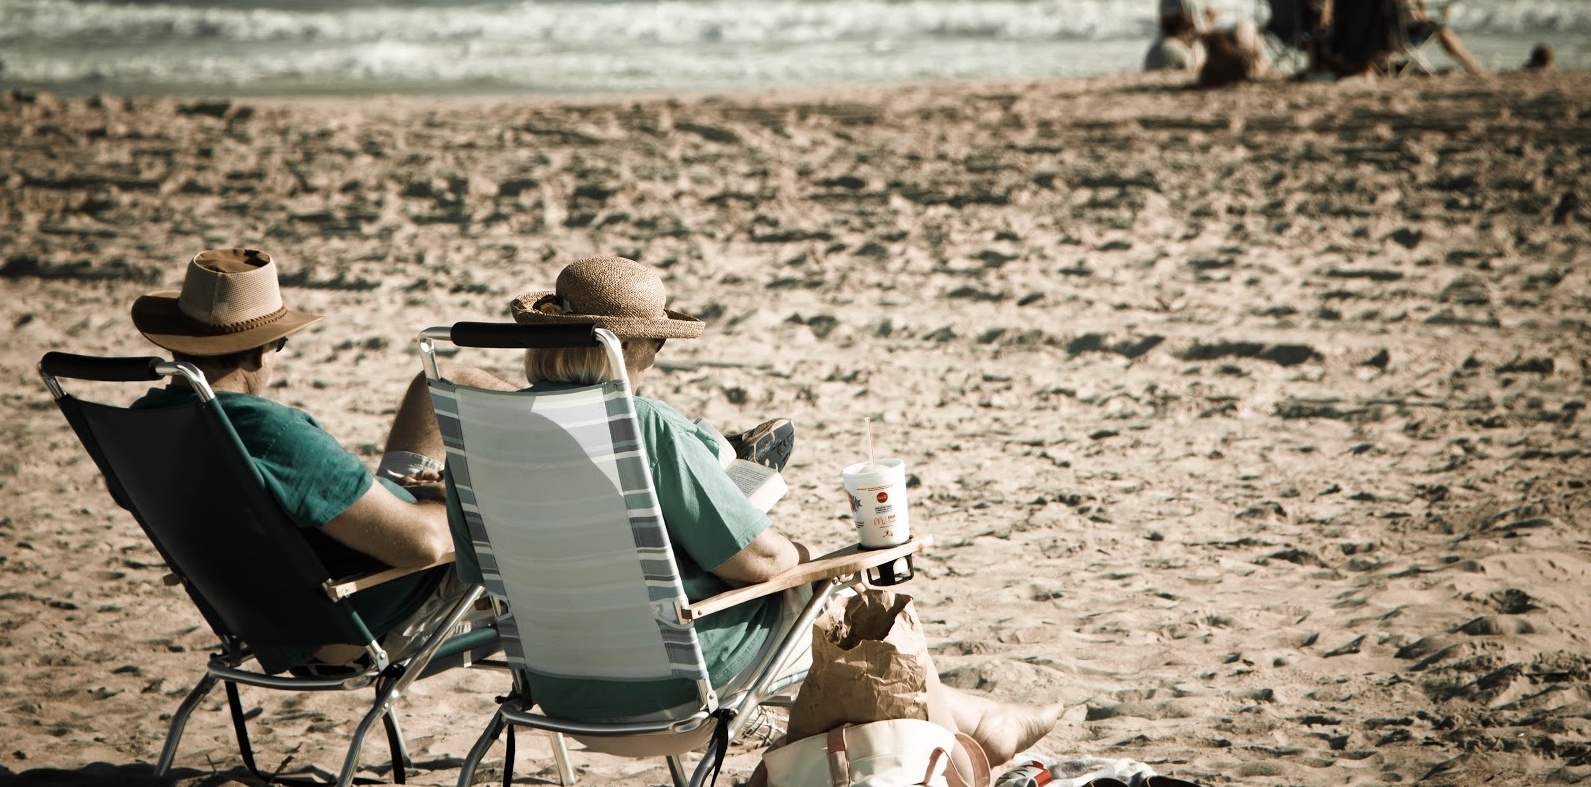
[694,418,788,514]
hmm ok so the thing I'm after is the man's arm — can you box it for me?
[711,529,811,587]
[330,358,514,568]
[320,482,453,568]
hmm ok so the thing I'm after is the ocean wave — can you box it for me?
[1447,2,1591,35]
[4,0,1584,49]
[4,0,1588,49]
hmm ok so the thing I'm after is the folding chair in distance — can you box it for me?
[1386,0,1444,75]
[418,322,929,787]
[1260,0,1316,75]
[39,351,500,786]
[1327,0,1450,76]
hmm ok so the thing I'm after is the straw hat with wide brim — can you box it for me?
[509,255,704,340]
[131,248,322,356]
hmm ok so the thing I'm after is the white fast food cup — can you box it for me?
[842,458,911,549]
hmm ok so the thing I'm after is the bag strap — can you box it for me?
[916,731,990,787]
[923,748,954,786]
[826,726,851,787]
[945,732,992,787]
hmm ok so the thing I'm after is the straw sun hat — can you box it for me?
[509,256,704,340]
[130,248,322,356]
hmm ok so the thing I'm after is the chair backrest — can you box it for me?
[1327,0,1403,68]
[420,323,716,708]
[1263,0,1310,44]
[40,353,377,673]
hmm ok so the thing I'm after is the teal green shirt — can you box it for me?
[134,388,444,670]
[449,386,780,720]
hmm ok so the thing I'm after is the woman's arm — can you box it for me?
[710,529,811,587]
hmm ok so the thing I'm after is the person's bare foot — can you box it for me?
[964,698,1065,766]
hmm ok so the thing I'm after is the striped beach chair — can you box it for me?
[418,322,927,787]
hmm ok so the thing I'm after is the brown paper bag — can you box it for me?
[785,589,933,743]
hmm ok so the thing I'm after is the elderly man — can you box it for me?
[128,248,511,673]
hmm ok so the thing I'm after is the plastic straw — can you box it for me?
[865,416,876,467]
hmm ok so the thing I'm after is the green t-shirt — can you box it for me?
[134,388,444,669]
[448,386,780,720]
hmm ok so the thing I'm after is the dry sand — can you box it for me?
[1,70,1589,786]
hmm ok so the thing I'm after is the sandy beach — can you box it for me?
[1,69,1589,786]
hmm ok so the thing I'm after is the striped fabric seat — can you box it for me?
[421,324,915,787]
[430,377,710,685]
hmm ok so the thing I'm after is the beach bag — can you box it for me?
[786,589,933,742]
[763,718,991,787]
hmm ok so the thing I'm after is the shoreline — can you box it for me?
[6,65,1587,119]
[1,69,1184,107]
[3,42,1584,104]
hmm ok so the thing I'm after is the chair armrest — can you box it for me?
[162,561,455,601]
[680,535,932,622]
[322,551,456,601]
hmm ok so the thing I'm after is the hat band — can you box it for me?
[176,305,289,336]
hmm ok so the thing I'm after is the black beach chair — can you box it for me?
[39,351,499,786]
[1261,0,1317,73]
[1327,0,1443,75]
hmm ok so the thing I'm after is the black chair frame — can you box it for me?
[40,352,497,786]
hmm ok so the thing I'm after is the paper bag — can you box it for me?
[785,589,933,743]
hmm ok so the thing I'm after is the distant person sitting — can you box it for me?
[1523,43,1555,71]
[1198,19,1276,86]
[1311,0,1487,77]
[129,248,511,673]
[1144,0,1211,73]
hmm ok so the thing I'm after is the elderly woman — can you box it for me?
[491,255,1062,764]
[503,255,803,728]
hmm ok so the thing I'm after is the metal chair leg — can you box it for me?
[155,672,220,775]
[457,708,508,787]
[667,754,690,787]
[338,682,402,787]
[548,732,575,786]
